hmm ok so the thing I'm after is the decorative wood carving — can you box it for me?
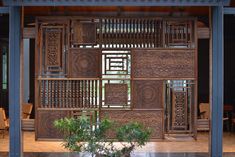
[69,49,101,78]
[72,20,96,45]
[165,80,195,134]
[37,110,69,139]
[39,23,68,76]
[35,17,197,140]
[105,84,128,106]
[172,91,187,129]
[132,49,195,78]
[100,110,163,139]
[45,29,62,70]
[165,20,193,48]
[132,80,163,109]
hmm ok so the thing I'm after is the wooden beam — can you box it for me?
[2,0,231,7]
[9,6,23,157]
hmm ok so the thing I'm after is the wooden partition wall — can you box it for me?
[35,16,197,140]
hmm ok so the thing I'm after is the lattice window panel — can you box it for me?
[39,22,69,76]
[39,79,99,109]
[102,50,131,77]
[100,18,163,48]
[165,80,195,134]
[164,20,194,48]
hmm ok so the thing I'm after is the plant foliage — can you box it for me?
[54,115,152,157]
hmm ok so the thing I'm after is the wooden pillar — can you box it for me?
[210,5,224,157]
[9,6,23,157]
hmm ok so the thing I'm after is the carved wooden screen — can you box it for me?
[35,17,197,140]
[165,80,195,134]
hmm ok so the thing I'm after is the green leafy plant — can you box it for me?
[54,115,152,157]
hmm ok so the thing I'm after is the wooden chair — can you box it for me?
[198,103,210,131]
[22,103,33,119]
[198,103,230,131]
[0,108,9,138]
[199,103,210,119]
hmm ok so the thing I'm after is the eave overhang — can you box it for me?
[2,0,231,7]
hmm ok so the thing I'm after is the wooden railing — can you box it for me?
[100,18,163,48]
[38,78,99,109]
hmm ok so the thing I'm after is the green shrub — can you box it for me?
[54,115,152,157]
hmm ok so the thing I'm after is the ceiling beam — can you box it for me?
[2,0,231,7]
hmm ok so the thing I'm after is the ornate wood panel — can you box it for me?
[37,110,69,139]
[100,110,164,139]
[69,49,101,78]
[105,84,128,106]
[132,80,163,109]
[172,91,187,130]
[132,49,195,78]
[71,20,97,46]
[39,22,69,76]
[45,28,63,71]
[165,80,195,134]
[164,20,194,48]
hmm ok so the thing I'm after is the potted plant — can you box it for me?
[54,115,152,157]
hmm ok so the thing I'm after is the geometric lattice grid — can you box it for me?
[102,50,131,77]
[165,20,194,48]
[165,80,195,134]
[102,50,131,108]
